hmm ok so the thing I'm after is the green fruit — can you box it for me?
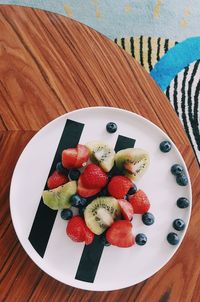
[115,148,150,180]
[86,141,115,172]
[84,197,120,235]
[42,181,77,210]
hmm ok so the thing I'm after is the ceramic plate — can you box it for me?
[10,107,192,291]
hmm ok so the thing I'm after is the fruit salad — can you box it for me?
[42,135,152,248]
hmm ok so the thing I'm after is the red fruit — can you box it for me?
[77,175,100,198]
[81,164,108,189]
[108,176,133,199]
[128,190,150,214]
[106,220,135,248]
[66,216,94,244]
[75,144,89,168]
[47,171,68,189]
[118,199,134,221]
[62,148,77,168]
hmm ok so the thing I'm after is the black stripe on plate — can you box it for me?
[28,119,84,257]
[75,134,136,283]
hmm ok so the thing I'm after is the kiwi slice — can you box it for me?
[115,148,150,180]
[86,141,115,172]
[42,181,77,210]
[84,197,120,235]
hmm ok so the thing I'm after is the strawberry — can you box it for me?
[62,144,89,169]
[47,171,68,189]
[118,199,134,221]
[128,190,150,214]
[77,175,100,198]
[81,164,108,189]
[108,176,133,199]
[106,220,134,247]
[66,216,94,244]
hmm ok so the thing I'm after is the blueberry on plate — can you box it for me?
[142,212,155,225]
[60,209,73,220]
[176,174,188,186]
[135,233,147,246]
[56,162,68,175]
[79,207,85,217]
[70,194,82,207]
[177,197,190,208]
[69,169,80,181]
[127,184,137,195]
[159,140,172,153]
[106,122,117,133]
[80,198,87,207]
[101,234,111,246]
[173,219,185,231]
[171,164,184,176]
[167,232,179,245]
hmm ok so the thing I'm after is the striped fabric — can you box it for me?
[114,36,177,72]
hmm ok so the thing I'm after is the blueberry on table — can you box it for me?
[171,164,184,176]
[127,184,137,195]
[70,194,82,207]
[177,197,190,208]
[106,122,117,133]
[167,232,179,245]
[176,174,188,186]
[60,209,73,220]
[142,212,155,225]
[69,169,80,181]
[135,233,147,246]
[56,162,68,175]
[173,219,185,231]
[159,141,172,153]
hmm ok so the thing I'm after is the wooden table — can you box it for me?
[0,5,199,302]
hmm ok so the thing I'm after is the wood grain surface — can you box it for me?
[0,5,199,302]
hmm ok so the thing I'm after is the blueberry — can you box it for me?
[101,234,111,246]
[56,162,68,175]
[135,233,147,246]
[176,174,188,186]
[79,207,85,217]
[99,187,108,197]
[70,194,82,207]
[106,122,117,133]
[173,219,185,231]
[159,140,172,153]
[60,209,73,220]
[80,198,87,207]
[69,169,80,181]
[167,232,179,245]
[142,212,155,225]
[127,184,137,195]
[171,164,184,176]
[177,197,190,208]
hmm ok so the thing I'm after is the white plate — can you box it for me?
[10,107,192,291]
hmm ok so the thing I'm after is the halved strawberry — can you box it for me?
[128,190,150,214]
[75,144,89,168]
[118,199,134,221]
[81,163,108,189]
[66,216,94,244]
[62,148,77,169]
[108,176,133,199]
[47,171,68,189]
[77,175,100,198]
[106,220,134,247]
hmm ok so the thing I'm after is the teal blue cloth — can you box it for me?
[0,0,199,41]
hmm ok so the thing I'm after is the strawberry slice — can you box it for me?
[81,163,108,189]
[47,171,68,189]
[106,220,134,247]
[108,176,133,199]
[77,175,100,198]
[75,144,89,168]
[62,148,77,169]
[128,190,150,214]
[66,216,94,244]
[118,199,134,221]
